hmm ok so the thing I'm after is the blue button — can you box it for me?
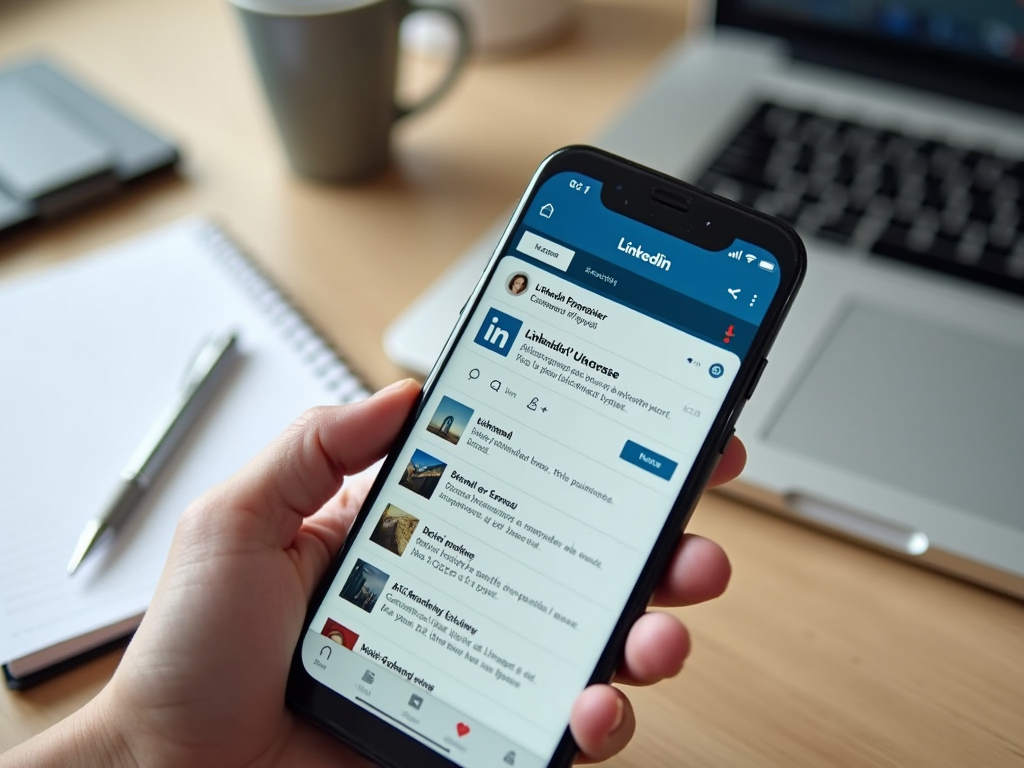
[619,440,678,481]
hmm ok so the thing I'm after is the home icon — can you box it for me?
[539,203,554,218]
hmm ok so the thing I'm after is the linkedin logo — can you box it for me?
[473,308,522,357]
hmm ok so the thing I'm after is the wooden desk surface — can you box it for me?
[1,0,1022,764]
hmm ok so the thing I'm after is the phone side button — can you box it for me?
[717,427,735,454]
[745,358,768,400]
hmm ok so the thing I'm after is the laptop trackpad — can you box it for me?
[764,303,1024,531]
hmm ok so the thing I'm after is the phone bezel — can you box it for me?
[286,145,807,768]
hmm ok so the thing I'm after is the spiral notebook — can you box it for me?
[0,218,369,688]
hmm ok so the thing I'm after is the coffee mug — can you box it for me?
[231,0,470,182]
[405,0,573,55]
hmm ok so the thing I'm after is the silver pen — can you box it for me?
[67,330,241,575]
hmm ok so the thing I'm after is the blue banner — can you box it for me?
[521,172,781,325]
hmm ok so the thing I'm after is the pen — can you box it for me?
[67,330,241,575]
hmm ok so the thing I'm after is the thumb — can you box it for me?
[207,378,420,548]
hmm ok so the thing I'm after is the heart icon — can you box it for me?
[456,722,470,737]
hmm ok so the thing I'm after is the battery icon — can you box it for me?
[758,260,775,272]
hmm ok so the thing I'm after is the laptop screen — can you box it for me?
[733,1,1024,69]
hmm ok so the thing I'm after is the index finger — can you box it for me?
[707,435,746,488]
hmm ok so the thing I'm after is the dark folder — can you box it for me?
[0,58,179,232]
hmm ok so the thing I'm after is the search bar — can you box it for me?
[517,231,575,272]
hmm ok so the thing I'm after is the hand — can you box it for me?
[3,380,738,768]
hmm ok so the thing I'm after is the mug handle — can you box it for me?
[396,0,471,121]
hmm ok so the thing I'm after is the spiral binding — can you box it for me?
[199,221,370,404]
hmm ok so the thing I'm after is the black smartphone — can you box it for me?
[287,146,806,768]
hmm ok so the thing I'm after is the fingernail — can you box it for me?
[376,378,417,396]
[609,696,624,733]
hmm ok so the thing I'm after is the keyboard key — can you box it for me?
[975,158,1006,189]
[989,223,1018,249]
[969,194,996,223]
[873,222,912,251]
[930,234,960,264]
[793,146,814,174]
[983,237,1013,259]
[817,211,863,244]
[940,208,968,238]
[891,197,923,225]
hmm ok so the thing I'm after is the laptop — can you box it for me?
[385,0,1024,598]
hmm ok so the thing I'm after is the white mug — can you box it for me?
[405,0,573,54]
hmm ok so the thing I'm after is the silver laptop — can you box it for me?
[386,1,1024,598]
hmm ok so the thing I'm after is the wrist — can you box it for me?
[74,691,137,768]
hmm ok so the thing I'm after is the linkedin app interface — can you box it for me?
[303,172,781,768]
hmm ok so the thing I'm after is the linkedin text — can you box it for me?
[523,329,620,379]
[617,238,671,271]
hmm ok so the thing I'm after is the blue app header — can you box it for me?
[521,172,781,325]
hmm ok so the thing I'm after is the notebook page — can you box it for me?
[0,218,367,666]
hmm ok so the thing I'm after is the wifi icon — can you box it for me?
[745,254,757,263]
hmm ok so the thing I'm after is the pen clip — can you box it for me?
[123,330,240,481]
[182,330,239,390]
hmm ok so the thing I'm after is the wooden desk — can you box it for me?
[1,0,1022,764]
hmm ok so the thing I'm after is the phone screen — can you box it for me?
[299,170,783,767]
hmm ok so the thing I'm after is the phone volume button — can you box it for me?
[717,400,745,453]
[717,426,735,455]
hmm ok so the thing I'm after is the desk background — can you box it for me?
[1,0,1022,764]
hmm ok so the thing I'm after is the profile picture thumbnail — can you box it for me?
[369,503,420,557]
[340,559,389,614]
[398,449,447,501]
[321,618,360,650]
[507,272,529,296]
[426,395,474,446]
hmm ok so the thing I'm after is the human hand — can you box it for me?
[5,379,738,768]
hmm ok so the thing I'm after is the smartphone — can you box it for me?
[287,146,806,768]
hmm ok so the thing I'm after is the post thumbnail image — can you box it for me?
[399,448,447,501]
[426,395,474,446]
[340,559,389,613]
[369,503,420,557]
[321,618,360,650]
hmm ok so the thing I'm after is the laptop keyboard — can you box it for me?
[695,101,1024,296]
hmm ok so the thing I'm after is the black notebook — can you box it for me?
[0,219,368,688]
